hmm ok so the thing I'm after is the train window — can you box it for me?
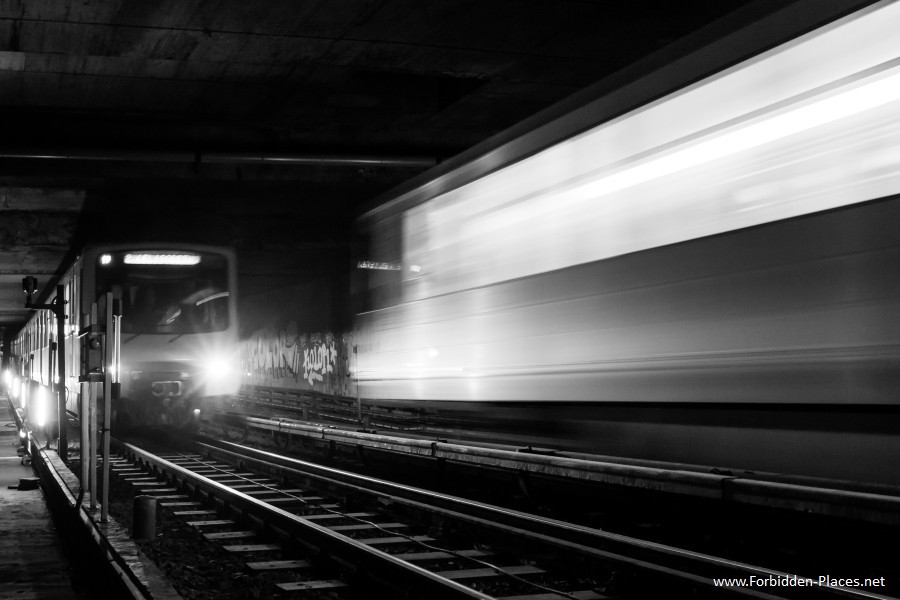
[96,251,230,334]
[355,218,404,312]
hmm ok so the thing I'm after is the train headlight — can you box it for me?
[199,352,240,396]
[202,355,231,380]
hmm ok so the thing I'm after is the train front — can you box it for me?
[91,247,240,428]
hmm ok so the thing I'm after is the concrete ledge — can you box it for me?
[236,415,900,525]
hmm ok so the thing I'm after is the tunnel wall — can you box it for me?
[238,278,355,397]
[240,325,354,396]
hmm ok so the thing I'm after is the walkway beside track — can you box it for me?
[0,395,83,599]
[3,393,183,600]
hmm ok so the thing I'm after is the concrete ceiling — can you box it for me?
[0,0,809,335]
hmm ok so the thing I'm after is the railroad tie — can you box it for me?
[362,535,435,546]
[276,580,347,592]
[186,519,236,527]
[243,488,306,496]
[246,560,310,571]
[212,478,272,485]
[229,483,276,489]
[496,592,603,600]
[435,566,544,580]
[396,549,490,561]
[204,531,256,540]
[326,522,407,532]
[172,510,217,517]
[302,512,374,521]
[266,496,324,504]
[223,544,282,553]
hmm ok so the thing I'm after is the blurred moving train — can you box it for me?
[6,244,240,430]
[353,1,900,485]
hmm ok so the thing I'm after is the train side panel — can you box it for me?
[356,198,900,405]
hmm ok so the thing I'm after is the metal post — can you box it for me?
[113,299,121,393]
[101,292,113,523]
[89,381,97,509]
[80,381,88,496]
[354,344,362,424]
[88,300,98,510]
[55,285,67,462]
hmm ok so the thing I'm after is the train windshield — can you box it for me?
[96,251,230,334]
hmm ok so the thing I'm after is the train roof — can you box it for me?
[356,0,879,226]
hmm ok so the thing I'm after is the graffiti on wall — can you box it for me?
[241,321,353,396]
[302,339,337,385]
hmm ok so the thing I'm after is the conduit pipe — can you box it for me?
[0,149,437,168]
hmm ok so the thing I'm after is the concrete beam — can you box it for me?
[0,246,68,270]
[0,214,80,247]
[0,188,86,212]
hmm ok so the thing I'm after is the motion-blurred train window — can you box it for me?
[355,219,403,312]
[96,252,229,334]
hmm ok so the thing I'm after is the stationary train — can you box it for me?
[6,244,241,431]
[352,1,900,485]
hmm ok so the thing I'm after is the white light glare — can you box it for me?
[124,253,201,266]
[203,355,231,380]
[2,369,10,388]
[34,386,48,428]
[100,254,112,265]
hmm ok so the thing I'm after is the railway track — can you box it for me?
[107,435,894,600]
[209,406,900,527]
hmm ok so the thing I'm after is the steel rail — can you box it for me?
[194,437,893,600]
